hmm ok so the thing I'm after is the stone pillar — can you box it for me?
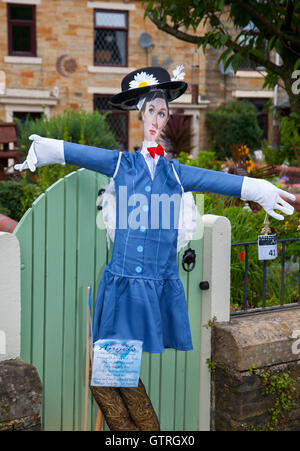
[0,359,42,431]
[0,233,42,431]
[211,309,300,431]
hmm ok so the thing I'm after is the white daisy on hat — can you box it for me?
[110,66,187,110]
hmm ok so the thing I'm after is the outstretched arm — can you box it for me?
[14,135,120,178]
[178,163,296,221]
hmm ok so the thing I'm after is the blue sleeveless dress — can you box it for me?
[64,142,243,353]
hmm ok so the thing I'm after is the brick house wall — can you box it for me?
[0,0,288,153]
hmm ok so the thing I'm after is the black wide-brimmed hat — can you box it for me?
[109,66,187,110]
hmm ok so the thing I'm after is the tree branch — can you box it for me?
[231,0,300,49]
[146,11,283,76]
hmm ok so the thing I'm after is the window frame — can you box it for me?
[7,3,37,57]
[93,8,128,67]
[237,22,268,71]
[94,94,129,150]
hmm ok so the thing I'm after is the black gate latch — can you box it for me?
[182,248,196,272]
[199,281,209,290]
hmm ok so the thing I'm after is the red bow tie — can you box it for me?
[147,144,165,159]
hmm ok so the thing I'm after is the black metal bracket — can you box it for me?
[97,188,106,211]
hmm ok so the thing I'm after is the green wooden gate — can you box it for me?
[14,168,203,431]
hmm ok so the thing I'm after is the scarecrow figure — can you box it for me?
[15,66,295,430]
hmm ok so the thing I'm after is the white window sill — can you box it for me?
[88,66,136,74]
[232,90,274,98]
[87,1,136,10]
[236,70,266,78]
[4,56,42,65]
[2,0,41,3]
[88,87,119,95]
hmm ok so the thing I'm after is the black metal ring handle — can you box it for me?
[182,248,196,272]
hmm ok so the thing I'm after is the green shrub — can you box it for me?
[0,181,25,221]
[13,108,119,212]
[15,107,119,153]
[177,150,221,171]
[279,112,300,166]
[262,140,285,166]
[205,99,263,160]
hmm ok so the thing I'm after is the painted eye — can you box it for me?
[149,108,154,114]
[159,112,165,118]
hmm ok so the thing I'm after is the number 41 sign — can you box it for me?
[258,234,278,261]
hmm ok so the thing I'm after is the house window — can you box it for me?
[94,10,128,66]
[94,95,129,150]
[7,3,36,56]
[238,21,267,70]
[13,111,43,135]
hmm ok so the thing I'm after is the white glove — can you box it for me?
[241,176,296,221]
[14,134,65,172]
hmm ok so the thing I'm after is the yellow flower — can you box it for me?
[238,144,249,156]
[245,159,254,172]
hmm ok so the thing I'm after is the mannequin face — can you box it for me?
[141,97,169,143]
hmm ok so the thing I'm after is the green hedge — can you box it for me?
[0,181,25,221]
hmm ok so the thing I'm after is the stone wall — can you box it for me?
[0,359,42,431]
[211,308,300,431]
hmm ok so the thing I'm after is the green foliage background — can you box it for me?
[205,100,263,160]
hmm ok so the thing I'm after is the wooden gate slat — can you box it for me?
[174,248,189,430]
[61,172,78,430]
[43,179,65,431]
[74,169,97,431]
[31,194,46,396]
[184,237,203,431]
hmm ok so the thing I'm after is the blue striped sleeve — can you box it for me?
[64,141,119,177]
[178,163,244,197]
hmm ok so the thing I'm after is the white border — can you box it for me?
[87,1,136,10]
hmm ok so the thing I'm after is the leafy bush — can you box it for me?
[205,99,263,160]
[13,108,119,213]
[262,141,285,166]
[0,181,25,221]
[15,107,119,153]
[279,112,300,166]
[177,150,221,171]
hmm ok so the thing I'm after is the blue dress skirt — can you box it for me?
[64,142,244,353]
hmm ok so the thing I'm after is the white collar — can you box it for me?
[141,141,161,161]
